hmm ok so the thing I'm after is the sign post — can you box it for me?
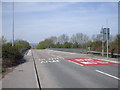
[106,28,110,59]
[100,28,110,58]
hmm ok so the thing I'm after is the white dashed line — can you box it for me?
[96,70,120,80]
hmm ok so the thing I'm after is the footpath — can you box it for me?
[2,50,39,89]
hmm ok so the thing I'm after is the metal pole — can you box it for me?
[12,0,14,46]
[101,27,104,56]
[102,40,104,56]
[106,29,109,59]
[107,38,109,59]
[106,20,109,59]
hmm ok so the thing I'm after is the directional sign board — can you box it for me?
[66,58,119,66]
[100,28,110,41]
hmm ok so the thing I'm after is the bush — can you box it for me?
[2,44,23,67]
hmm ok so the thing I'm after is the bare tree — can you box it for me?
[91,34,101,42]
[49,36,57,44]
[58,34,69,44]
[83,34,89,44]
[109,35,116,42]
[70,34,77,44]
[70,33,89,45]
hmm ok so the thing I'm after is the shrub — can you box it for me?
[2,44,23,67]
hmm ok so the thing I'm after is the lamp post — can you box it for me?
[12,0,14,46]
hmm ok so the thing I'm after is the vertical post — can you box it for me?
[107,38,109,59]
[102,40,104,56]
[101,27,104,56]
[106,20,109,59]
[12,0,14,46]
[106,29,108,59]
[106,29,109,59]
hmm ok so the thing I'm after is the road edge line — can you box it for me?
[95,70,120,80]
[31,49,41,90]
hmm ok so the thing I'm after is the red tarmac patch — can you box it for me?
[66,58,119,66]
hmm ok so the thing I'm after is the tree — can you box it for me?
[63,42,72,48]
[14,40,31,50]
[58,34,69,44]
[91,34,101,42]
[2,36,7,45]
[56,42,62,48]
[37,41,46,49]
[70,33,89,48]
[72,42,79,48]
[70,34,77,44]
[49,36,57,44]
[114,34,120,53]
[44,39,54,48]
[75,33,84,44]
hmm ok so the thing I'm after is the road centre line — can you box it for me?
[95,70,120,80]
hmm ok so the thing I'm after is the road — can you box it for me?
[32,49,119,88]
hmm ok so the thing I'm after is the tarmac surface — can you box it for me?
[2,49,120,89]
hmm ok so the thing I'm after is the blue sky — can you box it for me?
[2,2,118,43]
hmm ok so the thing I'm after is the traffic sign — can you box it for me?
[100,28,110,41]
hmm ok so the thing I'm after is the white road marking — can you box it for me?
[56,56,65,60]
[40,61,43,63]
[40,59,61,64]
[94,58,119,63]
[52,60,56,62]
[68,61,83,66]
[95,70,120,80]
[49,60,52,62]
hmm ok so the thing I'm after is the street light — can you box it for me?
[12,0,14,46]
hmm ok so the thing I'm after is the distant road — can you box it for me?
[32,49,119,88]
[48,48,88,53]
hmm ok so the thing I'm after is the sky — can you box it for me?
[2,2,118,43]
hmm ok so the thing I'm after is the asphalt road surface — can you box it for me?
[32,49,119,88]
